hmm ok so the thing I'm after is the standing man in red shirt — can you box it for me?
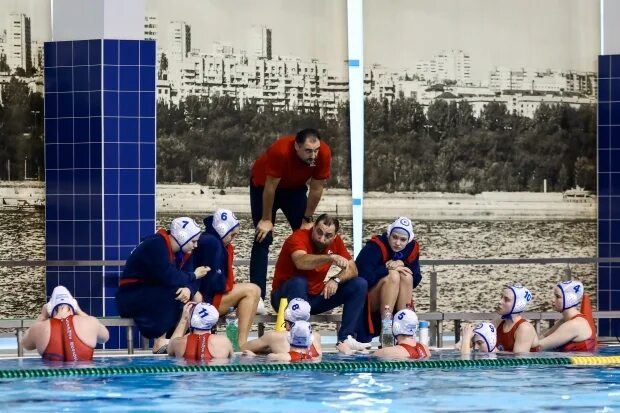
[250,128,332,313]
[271,214,369,354]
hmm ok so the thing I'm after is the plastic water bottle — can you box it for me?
[419,320,430,346]
[225,307,239,352]
[380,305,394,348]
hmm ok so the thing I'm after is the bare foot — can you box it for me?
[336,341,355,355]
[152,337,168,354]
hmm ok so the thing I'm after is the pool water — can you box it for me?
[1,350,620,412]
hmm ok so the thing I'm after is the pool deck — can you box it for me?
[0,333,457,359]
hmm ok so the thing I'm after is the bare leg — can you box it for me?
[368,270,401,313]
[396,273,413,310]
[153,334,167,353]
[217,283,260,349]
[244,331,289,354]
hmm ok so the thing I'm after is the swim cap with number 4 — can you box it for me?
[557,280,583,311]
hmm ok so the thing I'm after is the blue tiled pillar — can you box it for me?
[44,39,156,348]
[598,54,620,337]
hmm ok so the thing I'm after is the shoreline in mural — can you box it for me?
[0,0,599,195]
[0,180,596,220]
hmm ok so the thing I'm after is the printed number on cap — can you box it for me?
[292,304,299,311]
[573,285,581,293]
[524,291,532,301]
[221,212,228,221]
[398,312,405,320]
[199,308,209,318]
[182,220,189,228]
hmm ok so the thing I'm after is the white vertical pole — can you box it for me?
[601,0,620,55]
[347,0,364,257]
[601,0,605,53]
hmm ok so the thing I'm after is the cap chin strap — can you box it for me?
[476,333,494,352]
[500,312,521,321]
[191,327,212,332]
[220,223,240,239]
[170,231,201,263]
[559,288,580,312]
[171,232,199,251]
[392,330,415,339]
[501,287,519,320]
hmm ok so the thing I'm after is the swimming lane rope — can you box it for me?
[0,356,618,379]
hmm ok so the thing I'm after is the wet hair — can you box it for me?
[295,128,321,144]
[315,213,340,233]
[53,304,74,316]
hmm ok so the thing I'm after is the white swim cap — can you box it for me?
[47,286,78,315]
[473,322,497,352]
[387,217,414,244]
[284,298,311,323]
[502,283,533,316]
[556,280,584,311]
[170,217,202,250]
[288,320,313,348]
[392,309,419,337]
[212,208,240,239]
[190,303,219,331]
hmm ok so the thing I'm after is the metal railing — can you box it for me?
[0,256,614,354]
[2,256,619,267]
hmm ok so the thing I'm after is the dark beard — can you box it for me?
[312,240,327,251]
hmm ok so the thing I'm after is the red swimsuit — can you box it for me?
[288,343,320,362]
[42,316,94,361]
[496,319,537,352]
[557,314,597,352]
[398,342,428,359]
[183,333,213,361]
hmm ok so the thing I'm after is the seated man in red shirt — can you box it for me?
[21,286,109,361]
[250,128,332,312]
[271,213,368,354]
[168,302,233,361]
